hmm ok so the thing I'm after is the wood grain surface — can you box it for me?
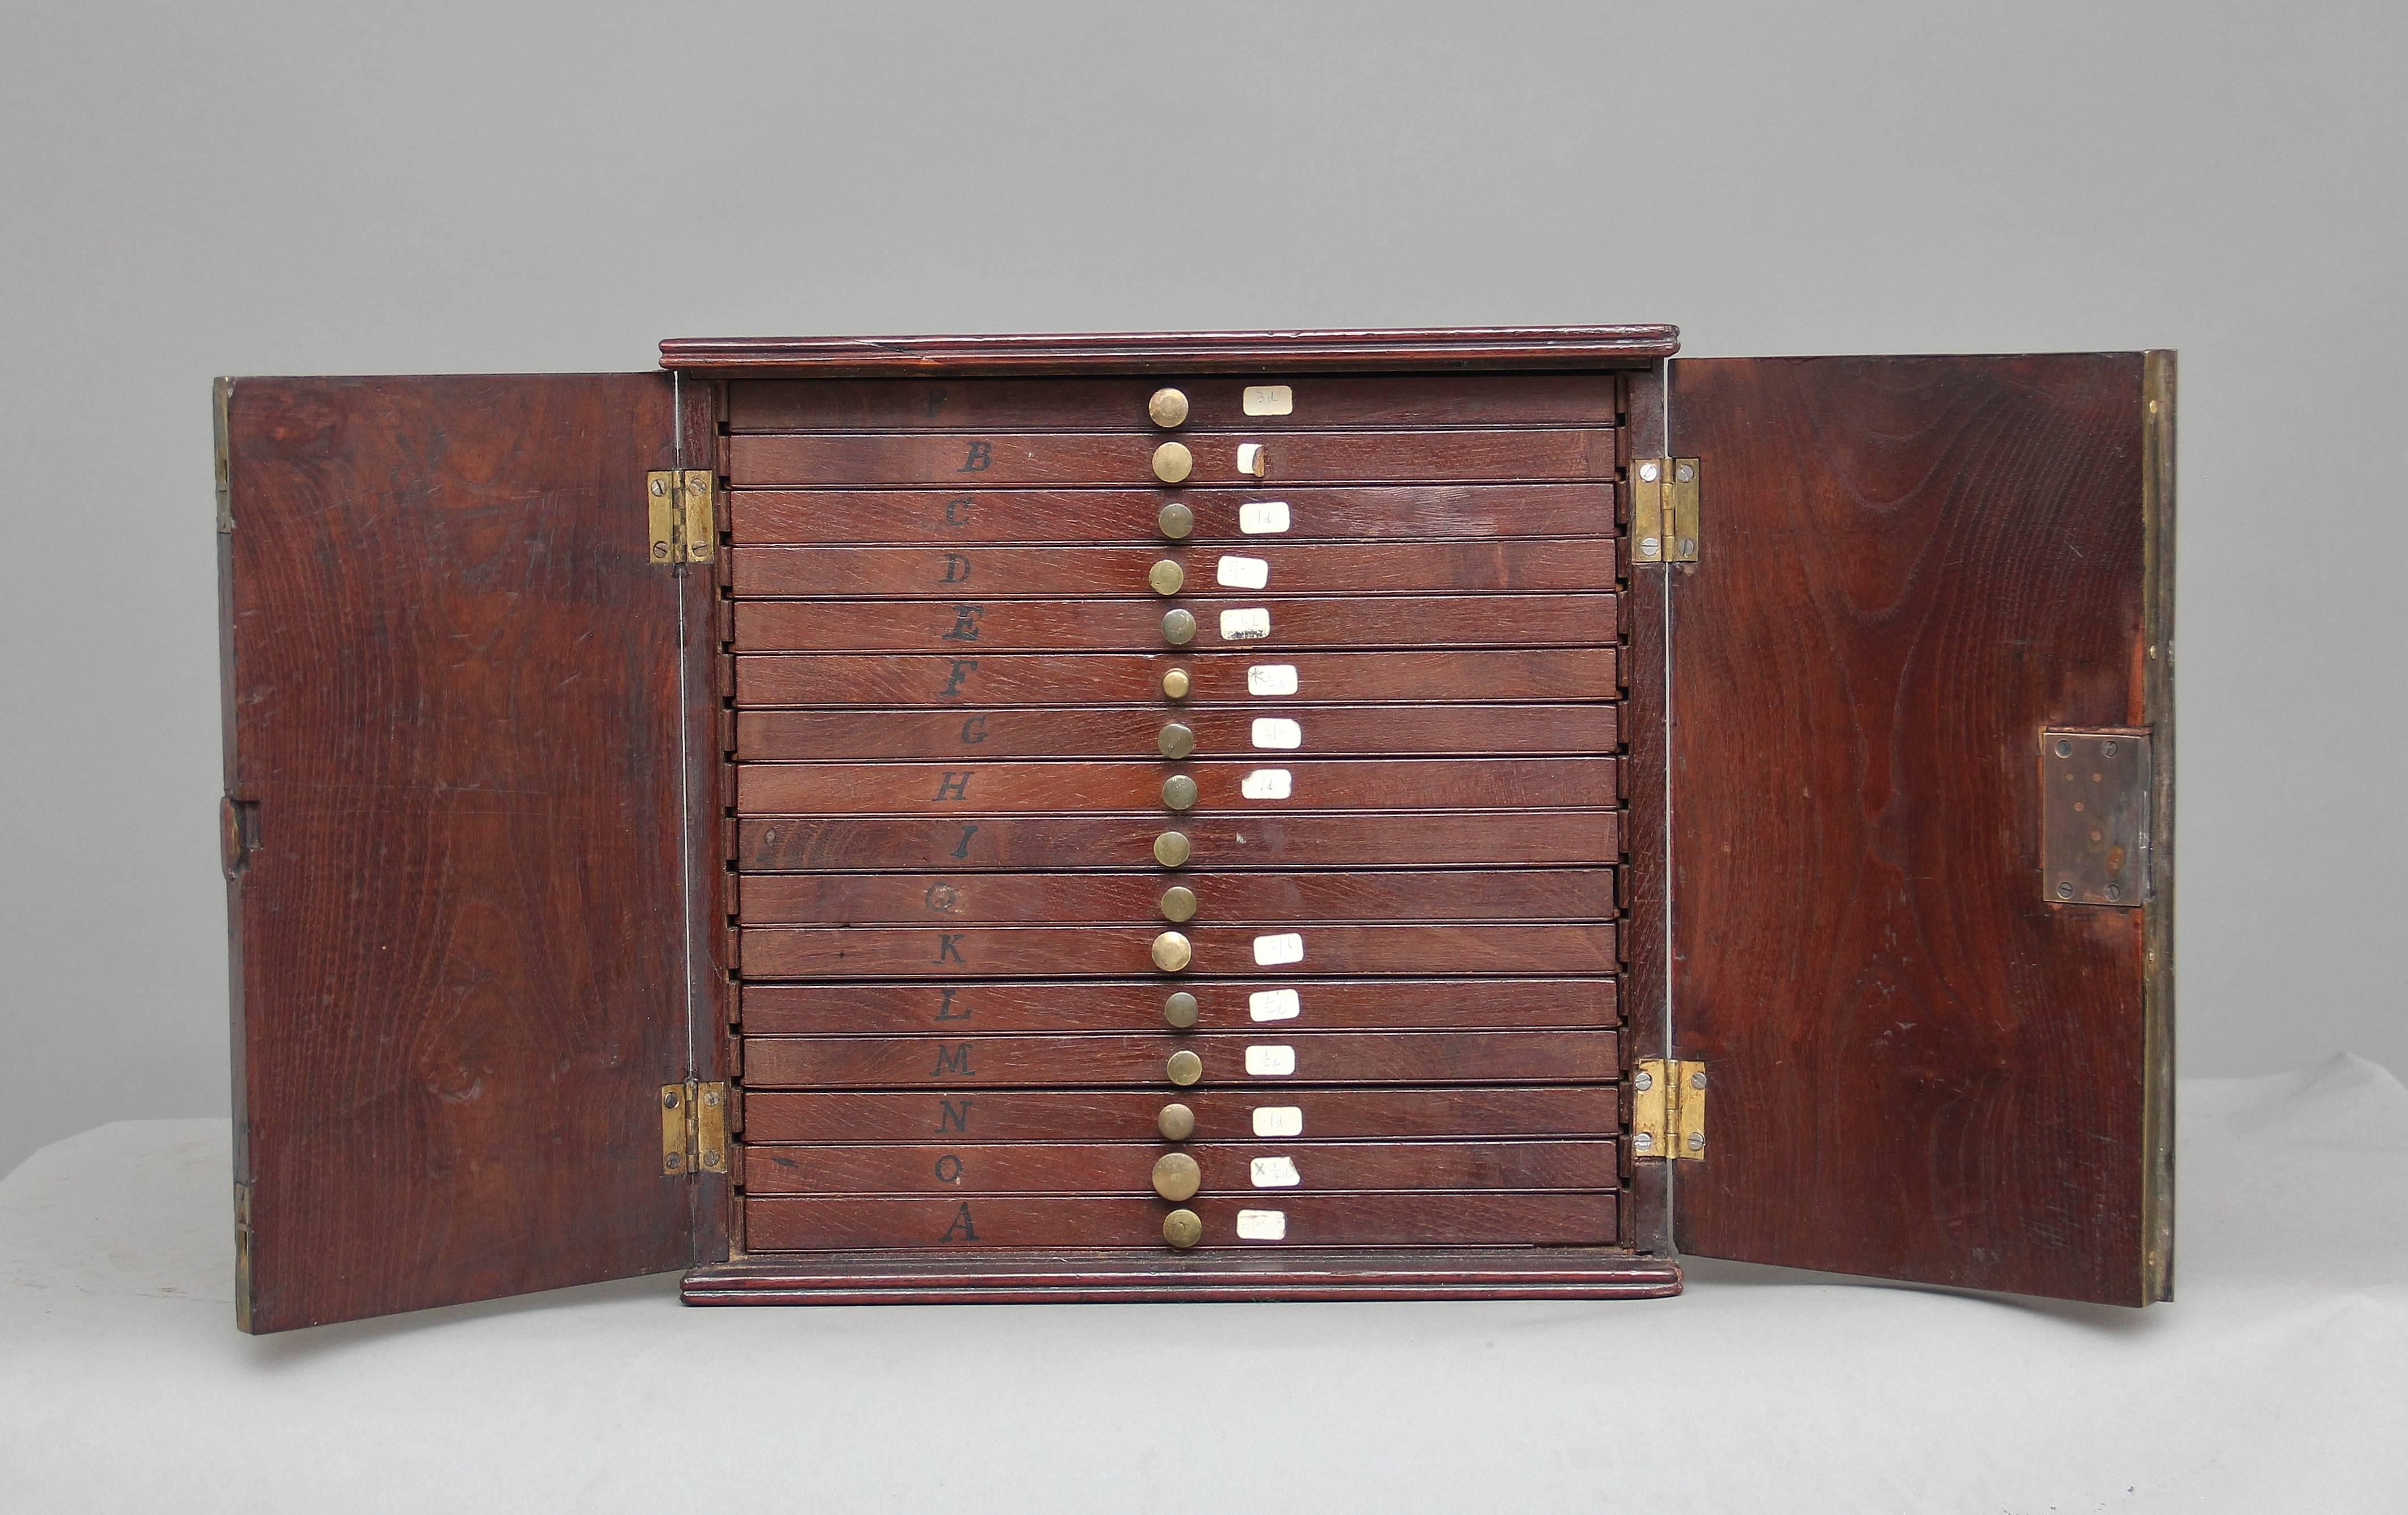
[728,593,1617,652]
[731,430,1617,487]
[735,648,1617,706]
[743,1030,1618,1088]
[728,542,1617,597]
[740,922,1616,979]
[734,703,1617,760]
[737,868,1616,926]
[741,1084,1620,1143]
[738,977,1616,1034]
[726,374,1621,431]
[744,1192,1617,1250]
[741,1140,1618,1195]
[660,324,1680,375]
[736,757,1620,816]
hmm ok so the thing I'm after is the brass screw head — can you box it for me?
[1154,830,1192,868]
[1158,502,1194,540]
[1151,1151,1202,1202]
[1152,442,1193,484]
[1163,991,1198,1029]
[1160,885,1197,923]
[1161,774,1198,811]
[1158,722,1195,760]
[1157,1102,1196,1140]
[1161,667,1192,699]
[1165,1047,1203,1085]
[1161,608,1197,646]
[1151,931,1193,972]
[1162,1208,1203,1249]
[1148,559,1185,596]
[1148,387,1190,428]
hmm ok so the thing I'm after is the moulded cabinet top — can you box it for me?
[657,324,1681,376]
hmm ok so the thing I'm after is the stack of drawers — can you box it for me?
[720,373,1627,1257]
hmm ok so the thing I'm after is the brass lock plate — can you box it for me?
[2040,729,2151,908]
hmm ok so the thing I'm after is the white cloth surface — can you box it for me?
[2,1056,2401,1512]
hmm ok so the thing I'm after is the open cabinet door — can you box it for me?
[219,374,705,1331]
[1661,353,2174,1305]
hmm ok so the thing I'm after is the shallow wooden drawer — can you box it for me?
[735,757,1620,815]
[737,868,1616,926]
[740,1139,1618,1195]
[742,1029,1617,1088]
[730,429,1616,487]
[735,810,1618,873]
[739,977,1616,1034]
[729,542,1617,599]
[726,374,1620,432]
[741,1084,1618,1143]
[730,593,1615,653]
[734,648,1617,707]
[728,483,1612,545]
[744,1192,1617,1250]
[739,922,1617,979]
[734,703,1617,761]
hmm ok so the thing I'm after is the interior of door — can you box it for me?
[1660,352,2174,1305]
[219,373,702,1331]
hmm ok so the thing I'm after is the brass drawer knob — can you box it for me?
[1152,1151,1202,1202]
[1148,559,1185,597]
[1152,442,1193,484]
[1161,608,1196,646]
[1163,1208,1203,1249]
[1161,774,1197,811]
[1158,722,1195,760]
[1163,990,1198,1029]
[1158,501,1193,540]
[1152,931,1193,972]
[1160,885,1197,923]
[1161,667,1191,699]
[1148,387,1190,428]
[1158,1101,1196,1140]
[1154,830,1192,867]
[1165,1047,1203,1085]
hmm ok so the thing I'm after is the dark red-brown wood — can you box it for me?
[744,1193,1617,1250]
[726,374,1622,431]
[741,1085,1618,1143]
[743,1030,1618,1088]
[728,594,1616,652]
[219,374,693,1332]
[730,542,1618,598]
[736,758,1619,815]
[731,430,1616,487]
[661,324,1680,376]
[741,1140,1618,1195]
[735,703,1617,760]
[1664,353,2173,1306]
[737,868,1616,926]
[739,978,1617,1034]
[740,923,1616,979]
[735,649,1617,706]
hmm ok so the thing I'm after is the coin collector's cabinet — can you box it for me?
[216,326,2176,1332]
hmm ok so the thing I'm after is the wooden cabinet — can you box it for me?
[215,326,2174,1331]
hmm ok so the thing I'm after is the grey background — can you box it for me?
[1,1,2399,1179]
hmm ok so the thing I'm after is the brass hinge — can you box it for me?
[646,469,716,565]
[214,378,235,533]
[232,1181,253,1332]
[1629,457,1699,565]
[661,1079,730,1175]
[1633,1059,1707,1160]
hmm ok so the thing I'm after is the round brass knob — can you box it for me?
[1160,885,1197,923]
[1148,559,1185,597]
[1148,388,1190,428]
[1158,722,1195,760]
[1163,990,1198,1029]
[1154,830,1192,868]
[1165,1047,1203,1085]
[1152,1151,1202,1202]
[1161,774,1197,811]
[1152,442,1193,485]
[1161,608,1196,646]
[1158,1101,1195,1140]
[1161,667,1191,699]
[1158,502,1194,540]
[1163,1208,1202,1249]
[1151,931,1193,972]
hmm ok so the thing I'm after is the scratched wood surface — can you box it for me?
[743,1085,1621,1143]
[221,374,693,1332]
[743,1030,1620,1088]
[735,757,1619,816]
[735,648,1618,706]
[1665,353,2163,1306]
[740,923,1617,979]
[729,593,1617,652]
[731,429,1618,487]
[745,1193,1618,1250]
[734,703,1617,760]
[729,542,1618,597]
[737,868,1617,926]
[740,1140,1619,1195]
[727,484,1614,545]
[739,978,1616,1034]
[726,374,1622,431]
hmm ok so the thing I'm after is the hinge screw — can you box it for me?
[2102,740,2119,757]
[1689,1071,1707,1090]
[1687,1132,1706,1152]
[2056,881,2075,900]
[662,1089,681,1109]
[1674,462,1695,483]
[1640,537,1661,555]
[664,1152,684,1172]
[1634,1131,1655,1151]
[1638,461,1661,482]
[2105,884,2122,902]
[2054,739,2073,758]
[1678,538,1696,555]
[651,477,669,497]
[1633,1070,1654,1091]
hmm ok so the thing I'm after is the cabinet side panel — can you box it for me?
[1668,354,2159,1305]
[222,374,693,1331]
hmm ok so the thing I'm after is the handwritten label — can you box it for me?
[1236,442,1266,476]
[1246,664,1298,697]
[1239,500,1292,535]
[1250,718,1302,750]
[1236,1208,1288,1241]
[1249,1156,1301,1188]
[1252,1106,1304,1137]
[1249,988,1301,1022]
[1242,384,1294,417]
[1253,932,1305,966]
[1245,1044,1296,1076]
[1220,607,1272,642]
[1216,554,1270,590]
[1240,768,1292,800]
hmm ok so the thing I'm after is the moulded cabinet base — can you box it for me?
[681,1249,1682,1305]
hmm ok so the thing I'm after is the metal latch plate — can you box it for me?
[1630,457,1699,565]
[2041,729,2151,908]
[1632,1058,1707,1160]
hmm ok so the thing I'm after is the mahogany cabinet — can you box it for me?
[214,326,2176,1331]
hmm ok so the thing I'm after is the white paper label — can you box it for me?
[1241,384,1294,417]
[1219,607,1273,642]
[1252,1105,1304,1137]
[1238,500,1292,535]
[1245,1044,1296,1076]
[1246,664,1299,696]
[1250,718,1303,750]
[1249,1156,1301,1188]
[1240,768,1292,800]
[1249,988,1301,1021]
[1236,442,1266,476]
[1236,1208,1288,1241]
[1252,932,1305,966]
[1215,554,1270,590]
